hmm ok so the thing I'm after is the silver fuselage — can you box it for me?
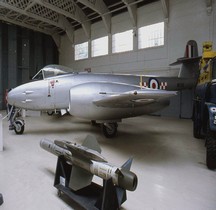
[7,72,184,121]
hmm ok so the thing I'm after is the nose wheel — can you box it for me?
[7,105,25,135]
[14,120,25,135]
[102,123,118,138]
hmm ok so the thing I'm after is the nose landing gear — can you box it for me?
[8,106,25,135]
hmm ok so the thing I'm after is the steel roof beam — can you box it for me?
[0,15,53,35]
[0,1,63,29]
[52,33,61,49]
[160,0,169,21]
[0,15,61,48]
[37,0,90,38]
[77,0,111,33]
[58,15,74,43]
[24,1,37,12]
[206,0,212,14]
[122,0,137,27]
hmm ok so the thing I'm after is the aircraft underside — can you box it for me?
[7,97,169,138]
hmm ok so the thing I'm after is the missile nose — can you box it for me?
[118,169,138,191]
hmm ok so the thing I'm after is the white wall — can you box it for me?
[168,0,215,60]
[59,0,216,75]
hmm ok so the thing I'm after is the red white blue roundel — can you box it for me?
[149,78,159,89]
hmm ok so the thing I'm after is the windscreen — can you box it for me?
[32,65,72,80]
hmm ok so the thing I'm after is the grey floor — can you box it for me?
[0,111,216,210]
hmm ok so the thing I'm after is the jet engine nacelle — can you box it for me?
[68,82,135,120]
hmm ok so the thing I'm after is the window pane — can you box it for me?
[75,42,88,60]
[92,36,108,57]
[112,30,133,53]
[138,22,164,49]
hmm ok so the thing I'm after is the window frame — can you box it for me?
[74,41,89,61]
[138,22,165,50]
[112,29,133,54]
[91,36,109,57]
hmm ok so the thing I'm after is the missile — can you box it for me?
[40,135,138,192]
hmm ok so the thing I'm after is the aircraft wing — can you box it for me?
[93,89,177,108]
[170,56,201,65]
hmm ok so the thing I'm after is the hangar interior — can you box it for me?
[0,0,216,209]
[0,0,216,117]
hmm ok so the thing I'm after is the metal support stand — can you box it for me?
[54,156,127,210]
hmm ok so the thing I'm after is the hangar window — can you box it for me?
[92,36,108,57]
[112,30,133,53]
[75,41,88,60]
[138,22,164,49]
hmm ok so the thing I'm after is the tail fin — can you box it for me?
[112,158,133,207]
[121,157,133,170]
[170,40,201,78]
[82,135,101,153]
[184,40,199,58]
[69,165,93,191]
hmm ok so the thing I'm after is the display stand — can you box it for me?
[54,156,127,210]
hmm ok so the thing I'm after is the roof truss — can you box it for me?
[0,0,166,47]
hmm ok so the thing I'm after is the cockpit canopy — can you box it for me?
[32,65,73,80]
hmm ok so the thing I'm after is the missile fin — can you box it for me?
[82,135,101,153]
[116,187,127,206]
[54,140,69,149]
[69,165,93,191]
[121,157,133,170]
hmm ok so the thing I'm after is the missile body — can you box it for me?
[40,136,138,192]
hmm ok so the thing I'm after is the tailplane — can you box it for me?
[170,40,201,78]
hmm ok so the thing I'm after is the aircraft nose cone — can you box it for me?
[7,88,25,107]
[7,89,17,105]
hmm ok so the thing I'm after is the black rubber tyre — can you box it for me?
[193,119,202,139]
[91,120,100,127]
[102,123,117,138]
[206,122,216,170]
[14,121,24,135]
[193,103,202,139]
[0,193,3,205]
[47,111,54,116]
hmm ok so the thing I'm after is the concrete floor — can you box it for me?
[0,111,216,210]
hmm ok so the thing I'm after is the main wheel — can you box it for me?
[47,111,54,116]
[91,120,100,127]
[206,122,216,170]
[14,121,25,135]
[193,103,202,139]
[193,119,202,139]
[102,123,118,138]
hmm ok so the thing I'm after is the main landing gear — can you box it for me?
[91,121,118,138]
[101,122,118,138]
[7,106,25,135]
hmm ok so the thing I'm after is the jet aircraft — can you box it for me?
[7,40,200,138]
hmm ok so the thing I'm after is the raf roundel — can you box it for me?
[149,78,159,89]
